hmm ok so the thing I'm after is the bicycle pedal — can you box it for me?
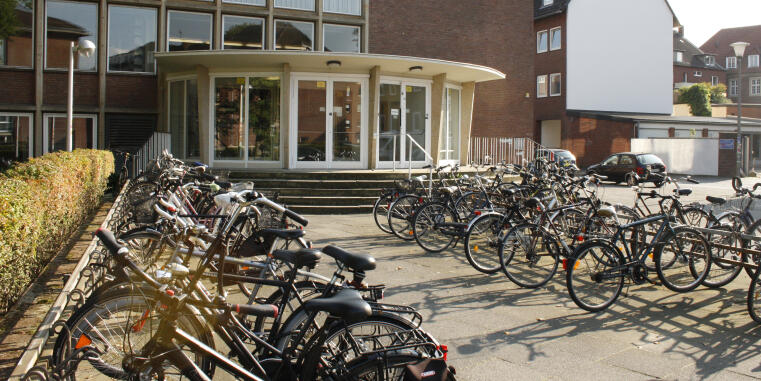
[647,277,659,286]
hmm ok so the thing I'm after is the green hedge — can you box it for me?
[0,149,114,314]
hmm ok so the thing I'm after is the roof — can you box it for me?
[700,25,761,60]
[535,0,680,26]
[569,110,761,127]
[155,51,506,83]
[673,31,725,70]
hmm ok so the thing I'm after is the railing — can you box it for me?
[468,136,546,166]
[405,133,434,196]
[134,132,171,177]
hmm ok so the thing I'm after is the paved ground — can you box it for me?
[300,177,761,381]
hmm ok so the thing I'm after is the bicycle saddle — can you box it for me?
[260,228,306,240]
[441,186,459,194]
[706,196,726,205]
[303,289,372,322]
[271,248,321,268]
[675,188,692,196]
[525,197,545,211]
[322,245,376,271]
[597,206,617,219]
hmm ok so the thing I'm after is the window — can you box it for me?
[223,0,265,5]
[43,114,96,153]
[549,27,561,51]
[169,79,199,159]
[730,79,738,96]
[274,0,314,11]
[602,155,618,166]
[108,6,156,73]
[537,75,547,98]
[542,0,553,7]
[674,51,683,62]
[2,0,33,67]
[0,113,32,161]
[222,15,264,50]
[712,76,719,86]
[323,0,361,15]
[549,73,561,96]
[749,55,760,68]
[275,20,313,51]
[682,72,687,82]
[45,0,98,70]
[704,56,715,66]
[619,155,633,165]
[727,56,737,69]
[167,11,212,51]
[751,78,761,96]
[694,71,702,77]
[439,87,460,162]
[323,24,360,53]
[536,30,548,53]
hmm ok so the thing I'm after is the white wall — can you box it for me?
[631,138,718,176]
[566,0,674,114]
[541,120,561,148]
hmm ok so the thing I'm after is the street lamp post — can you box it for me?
[731,41,750,176]
[67,40,96,152]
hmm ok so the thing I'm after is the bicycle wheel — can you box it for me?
[743,218,761,277]
[464,213,507,274]
[412,202,457,253]
[388,195,421,241]
[680,205,711,227]
[373,193,395,234]
[565,240,626,312]
[52,286,214,380]
[747,269,761,324]
[700,215,744,288]
[499,223,560,288]
[454,191,488,220]
[655,226,712,292]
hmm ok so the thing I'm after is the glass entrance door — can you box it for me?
[292,77,366,168]
[377,82,430,168]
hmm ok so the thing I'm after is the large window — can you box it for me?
[729,79,738,96]
[169,79,199,159]
[0,113,31,162]
[2,0,33,67]
[704,56,715,65]
[550,73,561,96]
[674,51,683,62]
[751,78,761,96]
[749,55,760,68]
[537,75,547,98]
[275,20,313,51]
[323,0,361,15]
[223,15,264,50]
[712,76,719,86]
[323,24,360,53]
[108,5,156,73]
[45,0,98,70]
[439,87,460,162]
[44,114,96,153]
[274,0,314,11]
[167,11,212,51]
[727,56,737,69]
[549,27,561,51]
[536,30,548,53]
[223,0,265,5]
[214,76,281,162]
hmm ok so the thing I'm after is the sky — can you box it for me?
[668,0,761,47]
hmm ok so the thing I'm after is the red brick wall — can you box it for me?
[718,104,761,119]
[673,66,725,86]
[0,71,34,105]
[106,75,158,110]
[563,116,634,167]
[369,0,534,138]
[43,72,98,106]
[718,132,738,177]
[535,13,566,142]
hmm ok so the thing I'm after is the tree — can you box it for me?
[709,83,729,104]
[0,0,18,40]
[677,83,712,117]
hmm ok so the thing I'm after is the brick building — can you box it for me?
[701,25,761,105]
[673,29,725,89]
[0,0,532,170]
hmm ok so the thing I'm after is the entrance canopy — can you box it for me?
[155,51,505,170]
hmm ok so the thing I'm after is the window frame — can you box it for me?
[704,56,715,66]
[439,84,462,164]
[712,76,719,86]
[222,0,266,6]
[748,54,760,68]
[536,30,548,53]
[274,0,315,12]
[166,10,213,52]
[727,56,737,69]
[549,27,561,51]
[221,14,265,50]
[106,4,157,74]
[42,113,97,153]
[322,23,361,53]
[751,77,761,96]
[44,0,99,71]
[0,112,33,159]
[694,71,702,77]
[674,51,683,62]
[729,79,738,96]
[542,0,554,7]
[274,19,314,51]
[323,0,361,15]
[2,0,34,68]
[549,73,561,96]
[536,75,548,98]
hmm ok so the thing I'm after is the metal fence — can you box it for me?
[134,132,171,177]
[468,137,546,166]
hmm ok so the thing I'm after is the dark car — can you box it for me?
[587,152,667,186]
[538,149,577,167]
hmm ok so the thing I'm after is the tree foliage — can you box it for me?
[0,0,18,40]
[708,83,729,104]
[677,83,712,117]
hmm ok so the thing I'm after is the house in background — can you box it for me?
[534,0,677,166]
[673,28,725,90]
[701,25,761,105]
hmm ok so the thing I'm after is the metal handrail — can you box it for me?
[405,133,434,195]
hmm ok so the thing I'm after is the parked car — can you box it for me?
[586,152,667,186]
[538,148,577,167]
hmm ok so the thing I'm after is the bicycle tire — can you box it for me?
[388,195,421,241]
[464,213,507,274]
[373,192,395,234]
[412,202,457,253]
[747,268,761,324]
[742,218,761,278]
[499,223,560,289]
[565,240,626,312]
[655,226,712,293]
[699,214,744,288]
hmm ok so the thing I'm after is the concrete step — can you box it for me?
[278,195,378,206]
[249,179,399,189]
[288,204,374,214]
[259,188,383,197]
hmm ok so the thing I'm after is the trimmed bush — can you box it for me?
[0,149,114,314]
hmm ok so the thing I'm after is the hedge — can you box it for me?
[0,149,114,314]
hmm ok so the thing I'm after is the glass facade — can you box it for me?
[169,79,199,159]
[440,88,460,161]
[332,81,361,162]
[323,24,360,53]
[214,77,245,160]
[223,15,264,50]
[167,11,212,51]
[223,0,265,5]
[0,114,31,161]
[275,20,313,51]
[45,115,94,152]
[248,77,280,161]
[2,0,33,67]
[275,0,314,11]
[323,0,361,15]
[46,0,98,70]
[108,6,157,73]
[296,80,326,162]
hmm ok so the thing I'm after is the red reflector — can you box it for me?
[394,193,399,197]
[131,309,151,332]
[166,289,175,296]
[636,167,644,175]
[418,198,424,203]
[576,235,584,242]
[168,206,177,213]
[75,334,92,349]
[474,211,481,216]
[562,259,568,270]
[439,345,448,361]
